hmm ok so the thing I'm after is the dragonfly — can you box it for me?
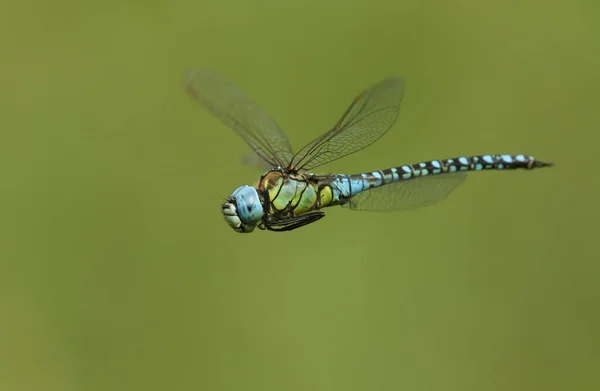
[184,69,553,233]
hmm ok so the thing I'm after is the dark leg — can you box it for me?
[265,212,325,232]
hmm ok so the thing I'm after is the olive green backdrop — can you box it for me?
[1,1,598,390]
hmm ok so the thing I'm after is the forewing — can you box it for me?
[291,77,404,171]
[185,69,295,167]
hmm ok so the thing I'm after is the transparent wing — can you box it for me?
[184,69,295,167]
[291,77,404,171]
[240,152,274,171]
[343,173,468,212]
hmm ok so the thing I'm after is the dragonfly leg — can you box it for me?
[265,212,325,232]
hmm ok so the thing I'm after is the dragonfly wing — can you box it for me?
[185,69,295,167]
[343,173,468,212]
[291,77,404,171]
[240,152,274,171]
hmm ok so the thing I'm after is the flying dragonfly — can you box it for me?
[184,69,553,233]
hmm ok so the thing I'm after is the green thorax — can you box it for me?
[256,169,334,216]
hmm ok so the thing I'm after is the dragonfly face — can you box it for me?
[221,185,263,233]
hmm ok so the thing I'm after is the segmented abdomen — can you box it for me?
[326,154,553,204]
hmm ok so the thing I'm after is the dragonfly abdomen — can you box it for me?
[328,154,553,204]
[386,154,553,180]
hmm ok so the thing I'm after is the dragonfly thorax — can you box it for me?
[221,185,263,233]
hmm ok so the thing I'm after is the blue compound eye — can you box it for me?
[222,186,263,233]
[234,186,263,224]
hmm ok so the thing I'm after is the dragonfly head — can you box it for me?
[222,185,263,233]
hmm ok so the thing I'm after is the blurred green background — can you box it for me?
[1,0,598,390]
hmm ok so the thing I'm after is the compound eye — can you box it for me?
[232,186,263,225]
